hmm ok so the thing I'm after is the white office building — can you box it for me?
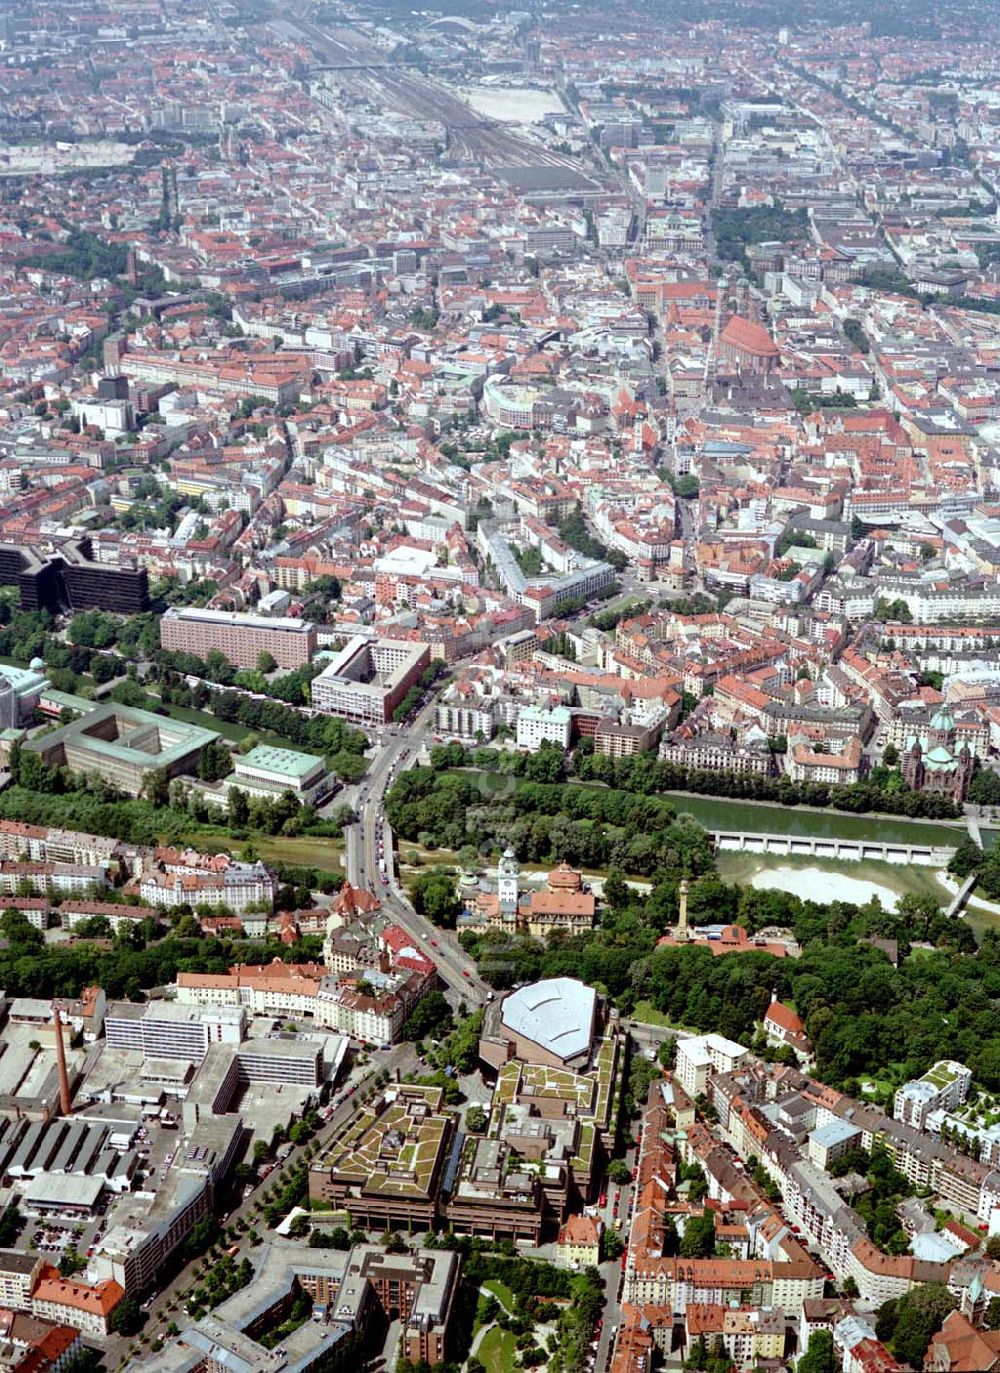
[516,705,572,752]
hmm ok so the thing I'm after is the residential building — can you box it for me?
[555,1215,602,1268]
[676,1035,749,1097]
[160,607,317,670]
[894,1062,972,1131]
[515,704,572,751]
[30,1268,124,1338]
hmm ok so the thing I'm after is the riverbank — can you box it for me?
[715,850,952,910]
[625,783,963,844]
[453,768,962,847]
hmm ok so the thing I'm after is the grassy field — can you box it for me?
[596,591,650,617]
[479,1327,517,1373]
[482,1280,516,1313]
[174,829,344,874]
[154,697,326,756]
[630,1000,674,1028]
[861,1076,893,1091]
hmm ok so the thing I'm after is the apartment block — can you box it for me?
[160,607,317,670]
[516,704,572,751]
[894,1061,972,1131]
[676,1034,750,1097]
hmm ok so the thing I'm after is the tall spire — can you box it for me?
[677,879,690,940]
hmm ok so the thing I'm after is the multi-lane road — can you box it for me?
[344,703,492,1008]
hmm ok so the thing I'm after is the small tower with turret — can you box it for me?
[498,847,520,925]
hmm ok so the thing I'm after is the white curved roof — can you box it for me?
[501,978,596,1062]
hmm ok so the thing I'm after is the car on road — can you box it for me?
[599,1193,607,1207]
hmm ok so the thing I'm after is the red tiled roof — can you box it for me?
[721,315,780,358]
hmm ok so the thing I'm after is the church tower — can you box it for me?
[927,703,956,752]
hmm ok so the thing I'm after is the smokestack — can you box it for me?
[677,879,690,939]
[53,1007,72,1116]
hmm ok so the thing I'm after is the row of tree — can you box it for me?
[436,739,963,820]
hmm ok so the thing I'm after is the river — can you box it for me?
[458,770,961,847]
[652,791,959,846]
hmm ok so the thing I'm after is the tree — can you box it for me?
[257,651,278,674]
[59,1247,85,1277]
[1,909,43,950]
[205,649,235,685]
[606,1159,631,1185]
[286,1212,310,1238]
[228,787,250,827]
[878,1283,956,1368]
[197,739,233,783]
[797,1329,836,1373]
[329,750,367,784]
[140,768,170,808]
[603,868,629,910]
[401,990,453,1041]
[18,751,63,794]
[465,1105,487,1133]
[980,849,1000,901]
[0,1204,22,1247]
[601,1228,624,1261]
[74,916,113,939]
[948,836,983,879]
[679,1212,716,1259]
[408,868,461,926]
[109,1297,143,1335]
[970,768,1000,806]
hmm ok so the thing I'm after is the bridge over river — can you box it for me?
[710,829,956,866]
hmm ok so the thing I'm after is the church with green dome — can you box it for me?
[900,703,974,803]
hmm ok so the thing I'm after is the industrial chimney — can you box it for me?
[52,1007,72,1116]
